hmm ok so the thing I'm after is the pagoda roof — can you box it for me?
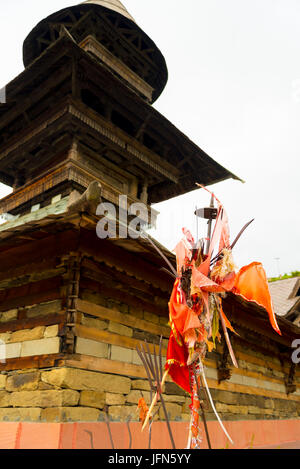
[81,0,136,22]
[22,0,168,102]
[0,35,242,204]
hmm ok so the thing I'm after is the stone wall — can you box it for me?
[0,367,187,423]
[0,301,63,361]
[0,362,299,423]
[0,290,299,423]
[0,237,299,425]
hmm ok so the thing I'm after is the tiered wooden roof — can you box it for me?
[0,31,240,215]
[23,0,168,103]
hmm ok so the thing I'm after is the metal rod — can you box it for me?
[158,392,176,449]
[210,218,255,265]
[139,344,154,381]
[186,368,194,450]
[211,295,238,368]
[205,195,214,255]
[153,345,160,391]
[160,267,177,279]
[158,336,163,383]
[148,405,161,449]
[230,218,255,250]
[136,346,154,400]
[141,369,169,431]
[84,430,94,449]
[195,205,199,243]
[147,344,176,449]
[216,299,238,368]
[138,339,174,448]
[144,341,156,377]
[141,231,178,277]
[148,419,152,449]
[199,374,211,411]
[126,416,132,449]
[104,406,114,449]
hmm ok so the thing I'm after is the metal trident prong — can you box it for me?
[136,338,176,449]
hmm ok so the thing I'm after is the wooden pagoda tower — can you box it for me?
[0,0,298,448]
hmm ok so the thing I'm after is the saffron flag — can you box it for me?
[232,262,281,335]
[166,281,192,393]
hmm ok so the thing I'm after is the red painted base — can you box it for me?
[0,419,299,449]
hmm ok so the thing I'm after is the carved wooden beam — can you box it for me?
[217,342,232,384]
[61,254,82,354]
[285,362,297,395]
[67,180,102,215]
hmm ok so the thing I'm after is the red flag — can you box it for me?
[232,262,281,335]
[165,329,191,394]
[165,281,192,394]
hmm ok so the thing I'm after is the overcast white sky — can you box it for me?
[0,0,299,277]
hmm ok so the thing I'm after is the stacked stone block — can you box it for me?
[0,278,299,423]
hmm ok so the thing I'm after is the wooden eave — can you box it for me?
[0,97,180,190]
[0,204,174,292]
[0,199,299,342]
[285,296,300,321]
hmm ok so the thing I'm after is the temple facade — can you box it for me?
[0,0,298,449]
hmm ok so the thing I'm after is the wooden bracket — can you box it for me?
[278,347,297,395]
[285,362,297,395]
[217,344,232,384]
[61,254,82,354]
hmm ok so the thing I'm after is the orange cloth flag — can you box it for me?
[137,398,151,425]
[192,264,224,293]
[232,262,281,335]
[165,329,191,394]
[168,279,202,336]
[165,280,195,394]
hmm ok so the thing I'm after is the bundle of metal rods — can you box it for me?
[136,339,214,450]
[136,338,176,449]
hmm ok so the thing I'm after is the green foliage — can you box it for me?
[269,271,300,282]
[211,304,220,348]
